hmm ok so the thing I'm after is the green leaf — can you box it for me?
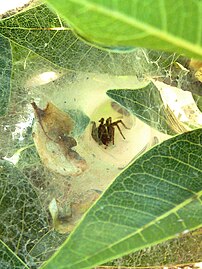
[66,109,90,138]
[0,4,148,75]
[107,82,185,135]
[41,128,202,269]
[193,93,202,112]
[46,0,202,60]
[0,34,12,116]
[0,160,49,266]
[29,230,67,267]
[0,240,29,269]
[109,231,202,266]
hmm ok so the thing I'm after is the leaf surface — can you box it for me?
[46,0,202,60]
[107,83,186,135]
[0,35,12,116]
[109,230,202,266]
[0,240,29,269]
[41,128,202,269]
[29,231,67,267]
[0,160,48,265]
[0,5,145,75]
[193,94,202,112]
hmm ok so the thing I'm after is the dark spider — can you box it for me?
[91,117,129,147]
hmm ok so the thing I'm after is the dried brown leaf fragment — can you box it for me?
[32,102,87,176]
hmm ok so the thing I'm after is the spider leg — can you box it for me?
[91,121,99,143]
[113,123,126,139]
[111,119,130,140]
[113,120,130,129]
[91,121,96,134]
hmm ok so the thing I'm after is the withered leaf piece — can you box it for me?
[49,192,100,234]
[31,102,87,176]
[189,59,202,82]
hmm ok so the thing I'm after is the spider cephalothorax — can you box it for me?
[91,117,129,147]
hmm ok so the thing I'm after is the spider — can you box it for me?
[91,117,129,147]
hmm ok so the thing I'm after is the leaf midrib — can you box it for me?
[0,26,71,31]
[68,0,202,56]
[45,189,202,269]
[0,239,30,269]
[107,90,168,125]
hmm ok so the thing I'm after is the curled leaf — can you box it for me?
[31,102,87,176]
[189,59,202,82]
[49,192,100,234]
